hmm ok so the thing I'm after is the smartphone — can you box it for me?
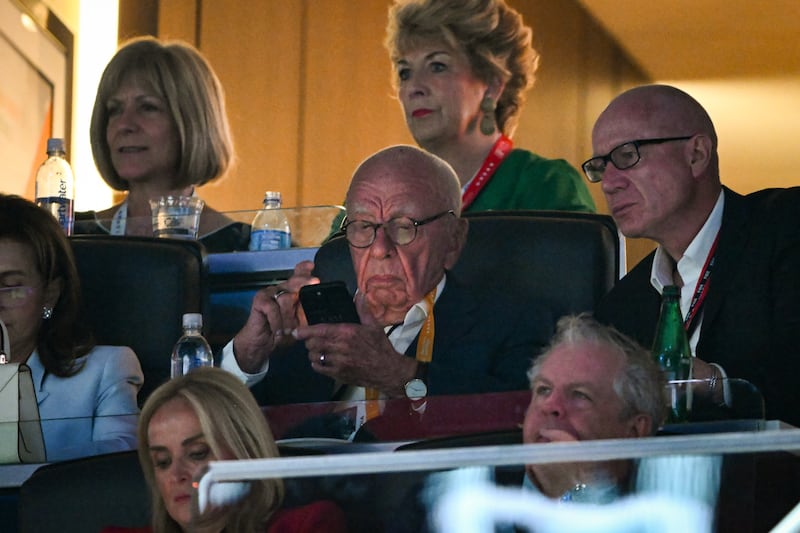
[299,281,360,325]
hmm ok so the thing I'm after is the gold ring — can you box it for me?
[272,288,290,302]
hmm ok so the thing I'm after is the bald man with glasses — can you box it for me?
[221,145,551,406]
[585,84,800,427]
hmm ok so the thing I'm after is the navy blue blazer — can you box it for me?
[595,187,800,427]
[249,274,553,405]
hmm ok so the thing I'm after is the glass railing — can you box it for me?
[74,205,345,251]
[0,412,139,470]
[213,205,345,249]
[195,426,800,532]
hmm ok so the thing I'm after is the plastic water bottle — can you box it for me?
[35,138,75,235]
[171,313,214,378]
[249,191,291,250]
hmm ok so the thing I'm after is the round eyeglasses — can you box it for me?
[0,286,36,308]
[341,210,455,248]
[581,136,694,183]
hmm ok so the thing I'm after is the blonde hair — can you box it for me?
[90,36,234,190]
[386,0,539,136]
[137,368,284,533]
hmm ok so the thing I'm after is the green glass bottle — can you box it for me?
[651,285,693,422]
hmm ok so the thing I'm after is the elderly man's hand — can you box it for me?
[232,261,319,374]
[293,322,417,397]
[527,429,625,500]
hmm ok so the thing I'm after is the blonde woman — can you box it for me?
[386,0,595,213]
[76,36,248,252]
[103,367,347,532]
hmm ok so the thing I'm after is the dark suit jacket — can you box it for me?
[250,273,553,405]
[595,186,800,427]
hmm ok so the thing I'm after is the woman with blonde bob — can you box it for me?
[105,367,346,533]
[385,0,595,213]
[76,36,248,252]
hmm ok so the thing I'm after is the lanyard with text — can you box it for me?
[110,202,128,235]
[365,288,437,401]
[683,231,720,338]
[461,135,514,210]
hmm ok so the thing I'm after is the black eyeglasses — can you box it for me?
[341,210,455,248]
[581,136,694,183]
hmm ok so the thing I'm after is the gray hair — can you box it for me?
[528,313,667,432]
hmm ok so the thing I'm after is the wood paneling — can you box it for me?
[118,0,157,40]
[196,0,305,210]
[300,0,413,207]
[128,0,654,265]
[157,0,197,44]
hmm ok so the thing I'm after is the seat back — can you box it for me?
[313,210,621,319]
[18,451,149,533]
[69,236,209,405]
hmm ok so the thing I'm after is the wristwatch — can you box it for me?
[404,362,429,400]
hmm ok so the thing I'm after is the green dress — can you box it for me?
[465,149,595,213]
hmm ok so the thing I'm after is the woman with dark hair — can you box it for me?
[102,367,347,533]
[75,36,249,252]
[385,0,595,213]
[0,193,142,461]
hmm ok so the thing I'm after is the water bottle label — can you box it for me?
[36,196,74,235]
[249,229,291,250]
[183,355,210,374]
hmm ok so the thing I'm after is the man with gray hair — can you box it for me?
[522,313,666,502]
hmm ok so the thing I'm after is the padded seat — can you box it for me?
[18,451,149,533]
[69,236,209,405]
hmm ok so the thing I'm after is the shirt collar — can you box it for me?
[651,190,725,294]
[385,274,446,336]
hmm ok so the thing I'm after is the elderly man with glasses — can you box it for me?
[221,145,551,406]
[583,84,800,427]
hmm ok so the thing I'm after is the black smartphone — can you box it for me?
[299,281,360,325]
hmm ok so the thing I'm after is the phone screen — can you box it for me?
[299,281,360,325]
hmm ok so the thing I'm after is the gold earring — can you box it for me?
[479,96,496,135]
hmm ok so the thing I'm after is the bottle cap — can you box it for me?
[47,138,66,153]
[182,313,203,329]
[662,285,680,297]
[264,191,281,201]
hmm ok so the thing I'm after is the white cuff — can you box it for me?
[219,340,270,387]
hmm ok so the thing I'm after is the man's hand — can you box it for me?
[691,357,726,404]
[232,261,319,373]
[527,429,626,499]
[294,322,417,397]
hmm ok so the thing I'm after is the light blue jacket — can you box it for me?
[27,346,143,462]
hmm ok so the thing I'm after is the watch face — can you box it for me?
[405,378,428,400]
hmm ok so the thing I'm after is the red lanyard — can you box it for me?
[461,135,513,210]
[684,231,720,337]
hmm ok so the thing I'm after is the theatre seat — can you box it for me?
[18,451,149,533]
[314,210,621,319]
[69,236,209,405]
